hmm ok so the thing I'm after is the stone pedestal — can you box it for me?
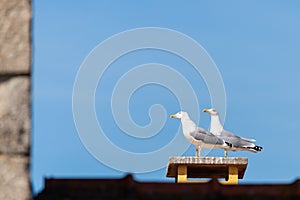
[166,157,248,184]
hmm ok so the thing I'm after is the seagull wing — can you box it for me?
[190,127,225,146]
[240,137,256,143]
[220,129,255,148]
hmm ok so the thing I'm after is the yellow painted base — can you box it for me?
[176,165,239,184]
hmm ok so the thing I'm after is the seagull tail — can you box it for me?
[249,145,263,152]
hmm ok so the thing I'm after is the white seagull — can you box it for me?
[203,108,263,157]
[170,111,232,157]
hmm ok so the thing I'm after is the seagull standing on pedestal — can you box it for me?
[170,111,232,157]
[203,108,263,157]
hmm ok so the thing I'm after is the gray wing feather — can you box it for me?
[220,130,255,148]
[191,127,225,145]
[240,137,256,142]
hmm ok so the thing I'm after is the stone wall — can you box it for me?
[0,0,31,199]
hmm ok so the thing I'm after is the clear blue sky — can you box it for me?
[32,0,300,193]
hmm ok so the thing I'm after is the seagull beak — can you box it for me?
[203,109,209,113]
[170,114,176,118]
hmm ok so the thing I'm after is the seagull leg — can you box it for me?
[224,150,228,157]
[196,145,201,157]
[198,146,201,158]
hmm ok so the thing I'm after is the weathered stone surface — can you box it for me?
[0,154,31,200]
[0,0,31,199]
[0,0,31,73]
[168,156,248,165]
[0,77,30,154]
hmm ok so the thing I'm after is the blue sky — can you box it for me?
[32,1,300,193]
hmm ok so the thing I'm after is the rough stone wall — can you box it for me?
[0,0,31,199]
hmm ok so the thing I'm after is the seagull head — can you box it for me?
[170,111,183,119]
[203,108,219,116]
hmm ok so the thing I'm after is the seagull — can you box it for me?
[203,108,263,157]
[170,111,232,157]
